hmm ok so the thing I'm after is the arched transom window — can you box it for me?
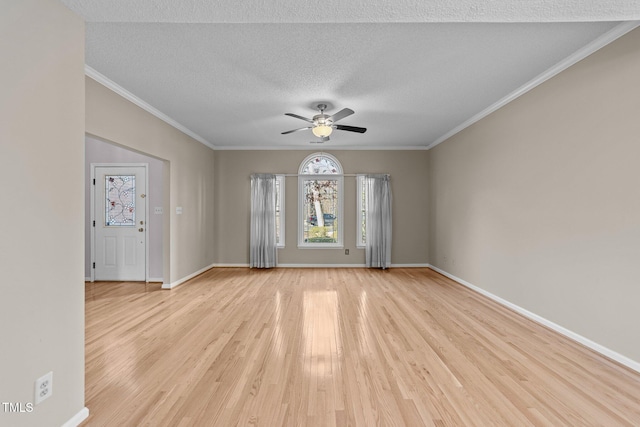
[299,153,343,175]
[298,153,344,248]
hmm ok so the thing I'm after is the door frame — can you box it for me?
[90,163,149,282]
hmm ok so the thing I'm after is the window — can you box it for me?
[275,175,285,247]
[298,153,343,248]
[105,175,136,226]
[356,175,366,247]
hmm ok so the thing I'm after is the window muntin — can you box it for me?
[300,155,341,175]
[298,153,343,248]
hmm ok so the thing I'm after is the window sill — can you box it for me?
[297,244,344,249]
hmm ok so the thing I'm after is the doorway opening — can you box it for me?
[85,135,166,283]
[91,163,148,281]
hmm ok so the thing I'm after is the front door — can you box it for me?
[93,165,147,281]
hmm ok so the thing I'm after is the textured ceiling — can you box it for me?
[61,1,639,149]
[61,0,640,23]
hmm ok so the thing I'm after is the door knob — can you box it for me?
[138,228,144,232]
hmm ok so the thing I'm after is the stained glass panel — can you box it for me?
[105,175,136,226]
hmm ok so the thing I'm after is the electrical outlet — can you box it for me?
[35,372,53,405]
[345,249,349,255]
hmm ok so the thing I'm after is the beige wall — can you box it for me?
[214,150,429,265]
[85,78,216,284]
[428,28,640,363]
[0,0,86,425]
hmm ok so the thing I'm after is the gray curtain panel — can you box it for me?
[250,174,277,268]
[365,174,392,269]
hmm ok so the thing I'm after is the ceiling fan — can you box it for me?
[281,103,367,142]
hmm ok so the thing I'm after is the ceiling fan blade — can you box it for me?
[329,108,354,123]
[282,127,312,135]
[285,113,314,123]
[335,124,367,133]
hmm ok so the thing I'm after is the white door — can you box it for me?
[93,165,147,281]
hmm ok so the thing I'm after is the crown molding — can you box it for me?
[85,65,216,150]
[86,20,639,154]
[426,20,640,150]
[213,145,429,151]
[84,67,424,151]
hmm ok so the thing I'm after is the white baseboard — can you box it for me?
[62,407,89,427]
[160,263,429,289]
[213,263,429,268]
[87,277,164,283]
[391,263,430,268]
[277,263,367,268]
[212,263,251,268]
[428,265,640,374]
[162,263,216,289]
[213,263,365,268]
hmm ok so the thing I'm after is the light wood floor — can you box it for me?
[83,268,640,426]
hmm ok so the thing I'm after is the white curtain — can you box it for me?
[250,174,277,268]
[365,174,392,269]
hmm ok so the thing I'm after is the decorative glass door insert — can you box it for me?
[105,175,136,226]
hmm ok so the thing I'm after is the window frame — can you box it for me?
[275,174,285,248]
[298,153,344,249]
[356,175,366,248]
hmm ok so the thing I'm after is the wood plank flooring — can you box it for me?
[83,268,640,426]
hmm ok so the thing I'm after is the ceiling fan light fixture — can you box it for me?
[283,104,363,139]
[312,124,333,138]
